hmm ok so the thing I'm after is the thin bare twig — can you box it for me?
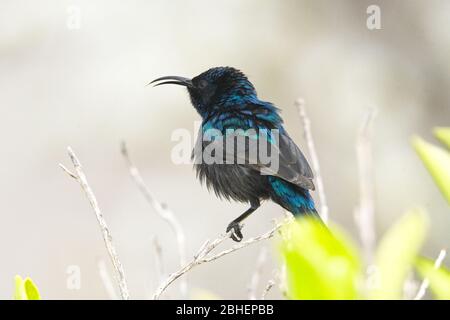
[152,236,165,284]
[414,249,447,300]
[152,220,287,300]
[98,259,119,300]
[276,263,288,298]
[121,142,188,297]
[60,147,130,300]
[248,248,268,299]
[296,99,329,224]
[261,279,275,300]
[152,234,229,300]
[354,107,377,265]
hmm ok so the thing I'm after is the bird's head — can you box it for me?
[151,67,257,117]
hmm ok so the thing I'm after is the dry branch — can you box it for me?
[152,236,166,285]
[121,142,188,297]
[261,279,275,300]
[296,99,329,224]
[248,248,268,300]
[414,249,447,300]
[354,107,377,265]
[59,147,130,300]
[152,219,288,300]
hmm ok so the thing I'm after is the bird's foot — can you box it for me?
[226,221,243,242]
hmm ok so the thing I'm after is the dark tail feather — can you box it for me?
[295,205,320,218]
[272,189,320,218]
[268,177,323,222]
[292,202,325,223]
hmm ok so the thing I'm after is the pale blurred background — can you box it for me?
[0,0,449,299]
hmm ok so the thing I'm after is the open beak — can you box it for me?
[149,76,193,87]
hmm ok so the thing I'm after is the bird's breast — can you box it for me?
[194,162,270,203]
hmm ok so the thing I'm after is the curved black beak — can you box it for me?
[149,76,193,87]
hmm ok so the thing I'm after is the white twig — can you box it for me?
[60,147,130,300]
[152,220,287,300]
[414,249,447,300]
[98,259,119,300]
[248,248,268,300]
[296,99,329,224]
[276,263,288,298]
[261,279,275,300]
[121,142,188,298]
[152,233,229,300]
[152,236,165,284]
[354,107,377,265]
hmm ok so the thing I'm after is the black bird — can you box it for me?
[151,67,318,241]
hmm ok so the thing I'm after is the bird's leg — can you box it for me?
[226,199,260,242]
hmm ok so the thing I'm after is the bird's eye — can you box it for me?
[198,80,208,89]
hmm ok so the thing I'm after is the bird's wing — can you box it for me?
[257,131,315,190]
[193,124,315,190]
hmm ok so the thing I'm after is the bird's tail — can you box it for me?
[268,177,321,220]
[289,190,320,218]
[294,203,320,218]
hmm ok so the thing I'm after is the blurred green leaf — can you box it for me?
[14,275,41,300]
[14,275,26,300]
[415,257,450,300]
[279,218,361,300]
[412,136,450,204]
[434,127,450,149]
[24,278,41,300]
[370,209,428,299]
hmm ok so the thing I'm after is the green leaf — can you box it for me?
[434,127,450,149]
[14,275,41,300]
[370,209,429,299]
[14,275,26,300]
[24,278,41,300]
[415,257,450,299]
[279,217,361,300]
[412,136,450,204]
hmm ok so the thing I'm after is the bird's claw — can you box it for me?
[226,221,243,242]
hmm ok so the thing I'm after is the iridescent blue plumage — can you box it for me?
[152,67,318,241]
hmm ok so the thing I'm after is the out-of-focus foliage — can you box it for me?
[411,128,450,300]
[14,275,41,300]
[434,127,450,150]
[412,129,450,204]
[279,210,432,300]
[415,257,450,300]
[279,217,361,300]
[370,209,429,299]
[277,128,450,301]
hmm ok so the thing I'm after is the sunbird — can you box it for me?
[151,67,318,241]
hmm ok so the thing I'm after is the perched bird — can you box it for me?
[151,67,319,241]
